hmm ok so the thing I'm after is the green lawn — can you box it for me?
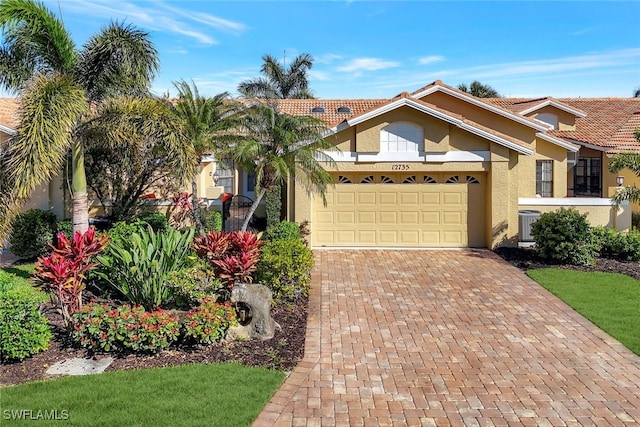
[527,268,640,356]
[0,362,284,426]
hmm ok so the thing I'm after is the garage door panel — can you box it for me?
[336,211,355,224]
[421,193,440,204]
[422,212,441,225]
[400,231,420,244]
[336,230,356,244]
[443,231,464,245]
[442,211,464,225]
[379,230,398,244]
[400,192,419,204]
[400,211,419,224]
[336,192,356,204]
[378,193,397,205]
[421,231,441,244]
[316,211,334,224]
[357,211,376,224]
[357,230,377,244]
[312,178,482,247]
[358,192,376,205]
[378,211,397,224]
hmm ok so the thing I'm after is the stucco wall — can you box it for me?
[519,199,631,231]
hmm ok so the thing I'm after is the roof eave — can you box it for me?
[519,100,588,118]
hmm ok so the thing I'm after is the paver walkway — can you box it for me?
[253,250,640,426]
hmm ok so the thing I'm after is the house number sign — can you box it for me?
[391,164,410,171]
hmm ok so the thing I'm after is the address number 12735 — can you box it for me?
[391,164,410,171]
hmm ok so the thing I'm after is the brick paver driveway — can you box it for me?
[254,250,640,426]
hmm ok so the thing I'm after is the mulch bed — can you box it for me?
[0,294,307,387]
[494,247,640,281]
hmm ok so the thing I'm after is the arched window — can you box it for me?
[380,122,423,152]
[536,113,558,129]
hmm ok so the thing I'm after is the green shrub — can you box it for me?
[530,208,596,266]
[263,221,301,242]
[166,259,223,309]
[591,226,640,261]
[183,298,237,344]
[256,239,314,302]
[9,209,57,259]
[106,221,141,247]
[96,227,195,310]
[203,208,223,232]
[137,212,169,233]
[72,303,180,353]
[55,219,73,240]
[0,271,52,361]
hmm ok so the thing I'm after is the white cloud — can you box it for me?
[417,55,445,65]
[315,53,343,64]
[336,57,401,73]
[309,70,331,81]
[53,0,246,45]
[439,48,640,80]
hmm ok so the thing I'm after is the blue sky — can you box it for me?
[38,1,640,99]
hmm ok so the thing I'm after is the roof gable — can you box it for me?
[410,81,549,132]
[326,93,534,155]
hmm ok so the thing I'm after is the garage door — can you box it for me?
[311,173,485,248]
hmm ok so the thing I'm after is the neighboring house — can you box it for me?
[2,80,639,248]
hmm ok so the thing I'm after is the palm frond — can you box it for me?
[608,152,640,175]
[7,73,87,199]
[78,96,196,185]
[75,22,158,100]
[0,0,76,86]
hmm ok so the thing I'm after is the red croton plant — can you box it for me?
[192,230,263,289]
[35,227,109,328]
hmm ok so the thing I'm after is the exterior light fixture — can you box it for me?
[616,176,624,186]
[213,171,220,184]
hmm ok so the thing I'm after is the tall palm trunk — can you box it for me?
[242,188,266,232]
[71,139,89,233]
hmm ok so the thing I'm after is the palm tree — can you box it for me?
[171,80,242,233]
[458,81,500,98]
[228,103,335,231]
[78,96,197,222]
[238,53,315,99]
[0,0,158,241]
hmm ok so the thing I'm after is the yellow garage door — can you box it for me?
[312,173,482,248]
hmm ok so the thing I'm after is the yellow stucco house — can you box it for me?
[2,80,638,249]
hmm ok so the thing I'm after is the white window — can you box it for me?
[536,113,558,130]
[380,122,423,152]
[536,160,553,197]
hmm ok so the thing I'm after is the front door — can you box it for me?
[243,171,256,200]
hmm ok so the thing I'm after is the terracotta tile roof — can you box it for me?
[0,98,19,131]
[487,97,640,153]
[269,98,388,128]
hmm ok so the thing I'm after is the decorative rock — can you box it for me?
[231,283,279,340]
[46,357,114,376]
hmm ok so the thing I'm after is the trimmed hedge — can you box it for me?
[9,209,57,259]
[0,271,51,361]
[256,238,314,302]
[531,208,596,266]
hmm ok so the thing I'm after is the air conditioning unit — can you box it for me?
[518,210,541,242]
